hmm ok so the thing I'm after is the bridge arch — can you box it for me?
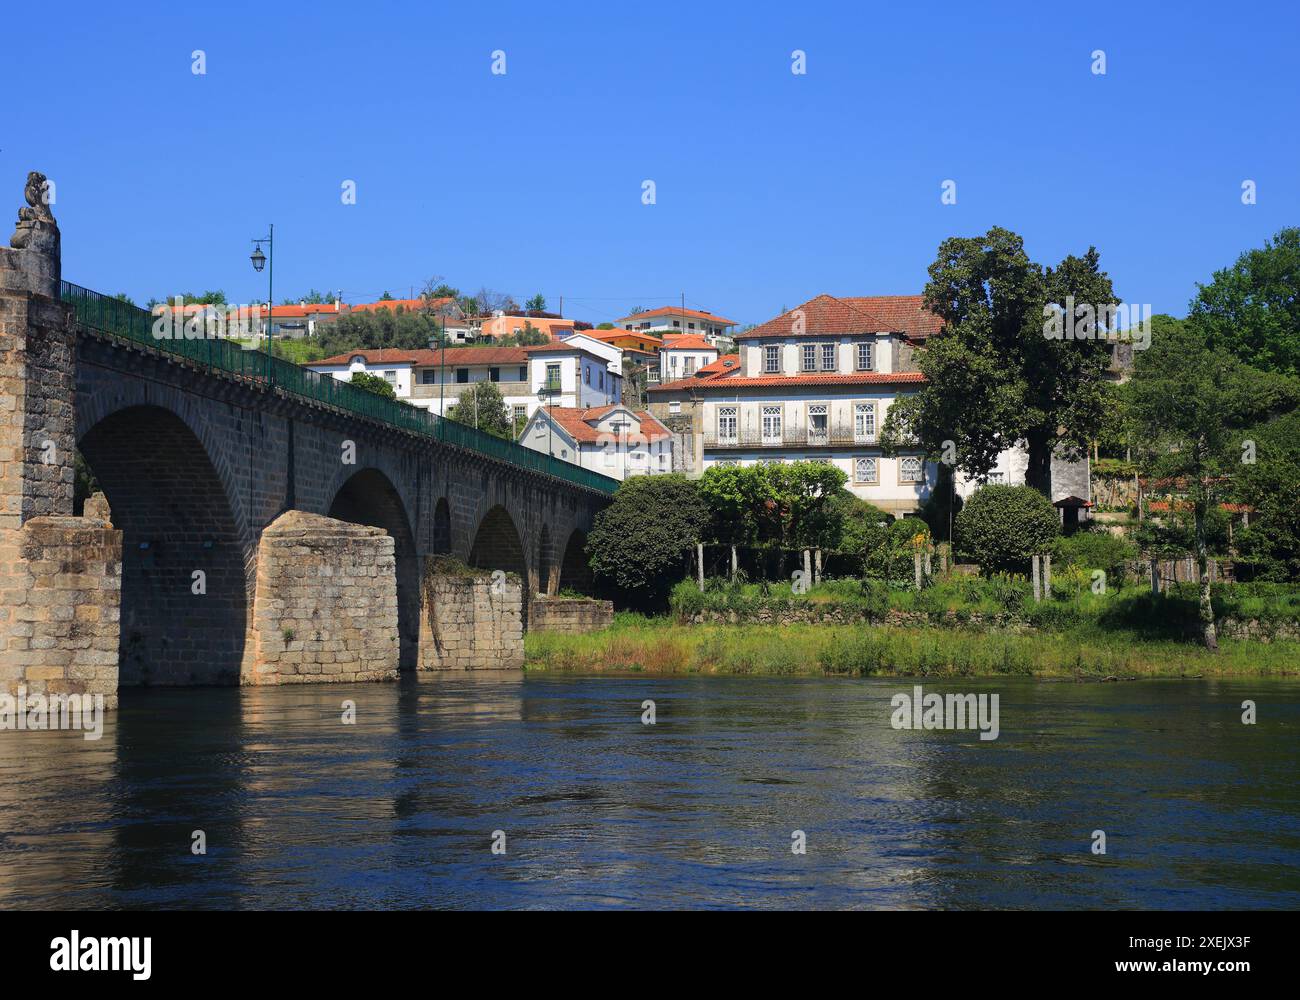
[432,496,452,555]
[559,528,594,595]
[77,404,248,685]
[328,468,419,671]
[469,503,529,622]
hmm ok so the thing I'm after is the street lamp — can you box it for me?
[428,318,446,437]
[250,225,273,383]
[537,387,554,457]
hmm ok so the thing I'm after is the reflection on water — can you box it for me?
[1,674,1297,909]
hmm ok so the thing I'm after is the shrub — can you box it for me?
[955,484,1059,574]
[1051,527,1138,584]
[588,475,709,608]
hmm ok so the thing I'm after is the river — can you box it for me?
[1,674,1297,909]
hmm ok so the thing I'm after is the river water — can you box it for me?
[1,674,1297,909]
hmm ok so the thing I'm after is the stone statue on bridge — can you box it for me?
[1,170,60,296]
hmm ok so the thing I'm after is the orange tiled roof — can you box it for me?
[661,334,717,351]
[543,406,671,443]
[697,353,740,375]
[649,371,927,393]
[735,293,941,341]
[349,296,455,314]
[616,305,737,327]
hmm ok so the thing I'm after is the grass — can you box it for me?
[524,612,1300,679]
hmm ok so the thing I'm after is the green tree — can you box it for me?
[1234,409,1300,581]
[955,484,1059,575]
[1190,227,1300,376]
[881,227,1116,495]
[586,474,709,606]
[1125,318,1297,648]
[445,381,513,438]
[525,293,547,313]
[281,288,333,305]
[349,371,396,399]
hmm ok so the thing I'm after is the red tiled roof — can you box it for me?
[735,294,941,341]
[543,406,671,443]
[661,334,717,351]
[697,353,740,375]
[349,297,454,314]
[616,305,737,326]
[842,296,943,339]
[649,371,926,393]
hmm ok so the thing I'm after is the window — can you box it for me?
[673,321,681,328]
[518,366,527,381]
[856,342,873,371]
[855,457,878,483]
[688,322,696,329]
[421,369,438,385]
[455,368,469,384]
[802,344,817,371]
[821,343,836,371]
[669,401,681,414]
[489,367,500,382]
[585,365,591,385]
[598,370,605,390]
[854,402,876,442]
[382,370,397,385]
[900,456,925,483]
[807,403,828,443]
[685,357,696,375]
[764,345,780,373]
[717,406,738,443]
[545,363,561,389]
[671,355,679,370]
[512,405,526,432]
[762,405,782,443]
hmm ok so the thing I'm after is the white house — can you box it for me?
[305,342,621,430]
[658,334,719,383]
[519,404,672,480]
[615,305,737,348]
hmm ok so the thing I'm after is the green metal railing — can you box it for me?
[61,282,619,495]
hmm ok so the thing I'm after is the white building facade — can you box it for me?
[518,404,672,481]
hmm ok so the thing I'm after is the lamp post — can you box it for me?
[428,318,446,437]
[250,225,273,384]
[537,387,554,457]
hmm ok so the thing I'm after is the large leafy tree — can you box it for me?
[1190,227,1300,377]
[1125,319,1297,649]
[881,227,1116,495]
[586,474,709,605]
[445,381,513,439]
[349,371,396,399]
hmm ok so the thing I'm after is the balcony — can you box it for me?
[410,380,531,399]
[704,425,878,449]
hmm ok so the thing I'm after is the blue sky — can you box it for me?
[7,0,1298,326]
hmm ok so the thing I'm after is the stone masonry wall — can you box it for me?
[529,596,614,633]
[243,510,399,684]
[0,515,122,708]
[419,564,524,670]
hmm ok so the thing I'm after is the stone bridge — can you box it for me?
[0,174,610,704]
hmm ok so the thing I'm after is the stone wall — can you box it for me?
[243,510,399,684]
[419,563,523,670]
[529,596,614,633]
[0,515,122,708]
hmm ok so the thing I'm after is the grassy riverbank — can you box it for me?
[524,614,1300,679]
